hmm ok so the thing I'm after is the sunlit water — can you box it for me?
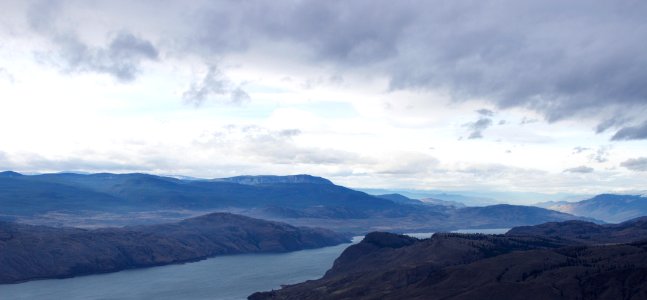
[0,230,508,300]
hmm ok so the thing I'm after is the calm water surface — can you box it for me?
[0,229,508,300]
[0,238,362,300]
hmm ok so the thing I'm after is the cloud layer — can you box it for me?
[621,157,647,172]
[1,0,646,198]
[174,0,647,137]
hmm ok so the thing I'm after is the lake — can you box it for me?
[0,229,508,300]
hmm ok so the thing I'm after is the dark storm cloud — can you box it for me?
[185,0,647,134]
[596,117,630,134]
[563,166,594,173]
[182,0,415,66]
[611,121,647,141]
[182,65,251,106]
[620,157,647,172]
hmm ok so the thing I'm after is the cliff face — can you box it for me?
[250,220,647,300]
[0,212,349,284]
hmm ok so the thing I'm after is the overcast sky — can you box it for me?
[1,0,646,202]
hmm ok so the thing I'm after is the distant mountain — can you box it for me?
[537,194,647,223]
[419,197,466,208]
[215,174,333,185]
[0,171,592,234]
[359,188,497,206]
[376,193,426,205]
[0,172,399,218]
[376,193,465,208]
[507,216,647,243]
[451,204,600,228]
[0,212,348,284]
[250,219,647,300]
[424,192,497,206]
[0,171,22,178]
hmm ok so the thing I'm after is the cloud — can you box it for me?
[588,146,611,163]
[27,1,158,82]
[476,109,494,117]
[596,117,629,134]
[451,164,549,186]
[45,32,158,82]
[620,157,647,172]
[199,125,362,165]
[0,68,15,83]
[0,150,162,173]
[520,117,539,125]
[18,1,647,129]
[563,166,594,173]
[0,150,8,167]
[26,0,62,33]
[183,65,251,106]
[374,152,438,175]
[278,129,302,137]
[611,120,647,141]
[181,1,647,133]
[572,146,589,154]
[195,125,440,177]
[465,117,493,139]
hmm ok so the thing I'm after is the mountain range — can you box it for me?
[537,194,647,223]
[0,171,595,233]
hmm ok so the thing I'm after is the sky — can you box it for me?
[0,0,646,202]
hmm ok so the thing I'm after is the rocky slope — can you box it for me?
[0,212,349,284]
[250,219,647,300]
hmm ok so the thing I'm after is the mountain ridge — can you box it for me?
[213,174,334,185]
[0,212,349,284]
[0,171,595,234]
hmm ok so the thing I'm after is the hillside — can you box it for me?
[0,172,592,233]
[0,212,348,284]
[250,219,647,300]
